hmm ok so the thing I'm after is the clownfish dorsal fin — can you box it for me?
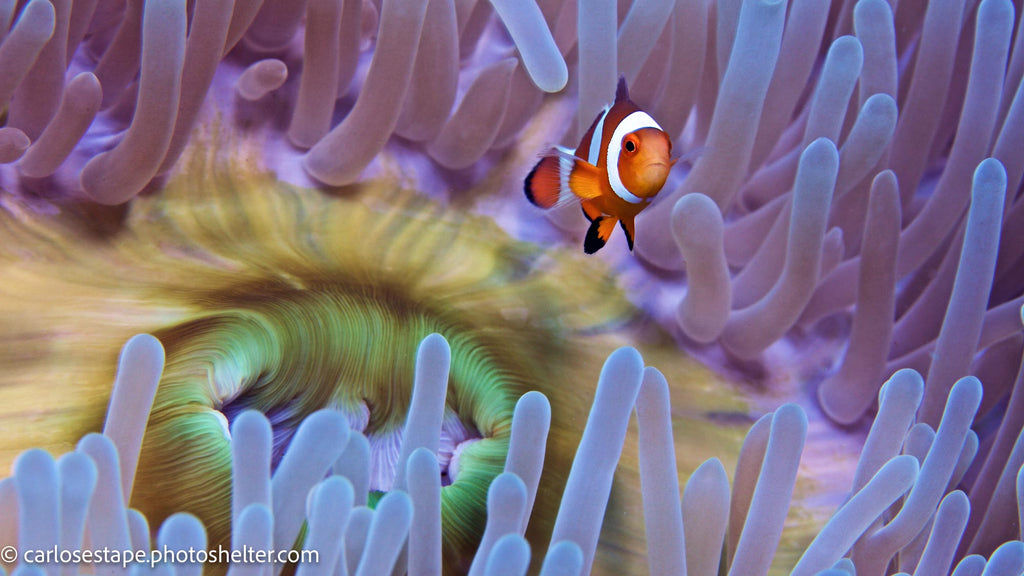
[615,76,629,103]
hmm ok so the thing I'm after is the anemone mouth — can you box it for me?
[217,378,487,490]
[202,298,488,491]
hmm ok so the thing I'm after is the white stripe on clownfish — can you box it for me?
[555,145,576,206]
[606,111,663,204]
[587,106,611,166]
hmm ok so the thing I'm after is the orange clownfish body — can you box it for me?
[524,77,675,254]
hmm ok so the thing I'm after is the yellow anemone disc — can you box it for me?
[0,135,746,574]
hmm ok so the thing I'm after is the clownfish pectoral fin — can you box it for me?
[619,218,636,251]
[545,148,604,202]
[584,216,619,254]
[568,161,605,201]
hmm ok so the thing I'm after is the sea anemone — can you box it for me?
[0,145,743,574]
[0,0,1022,573]
[2,336,1022,575]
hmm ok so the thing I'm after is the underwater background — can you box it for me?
[0,0,1023,574]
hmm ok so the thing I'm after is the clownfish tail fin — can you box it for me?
[524,156,561,208]
[615,76,629,103]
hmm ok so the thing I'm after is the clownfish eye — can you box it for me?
[624,136,638,153]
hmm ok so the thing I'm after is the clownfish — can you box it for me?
[524,77,675,254]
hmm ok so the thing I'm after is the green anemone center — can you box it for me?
[132,281,529,569]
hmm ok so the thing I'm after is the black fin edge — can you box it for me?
[584,217,608,254]
[523,161,541,207]
[619,220,634,251]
